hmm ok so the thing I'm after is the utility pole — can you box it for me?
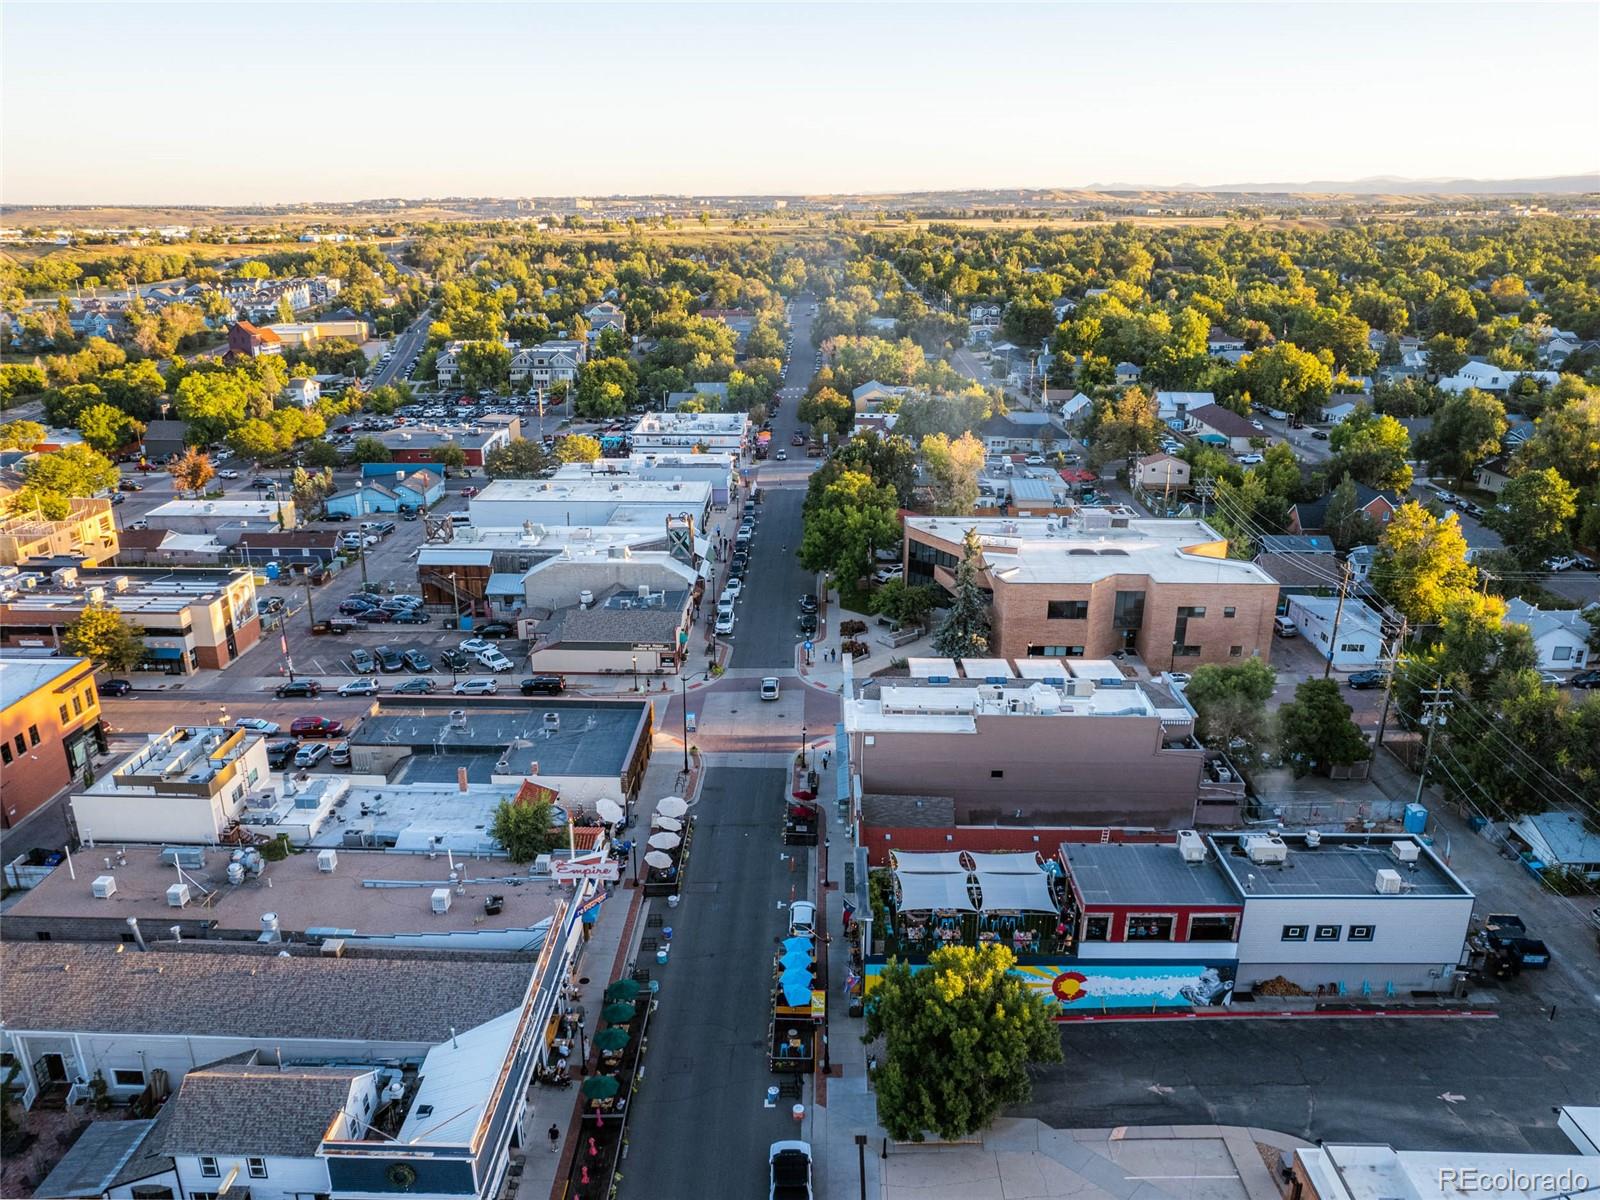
[1413,685,1452,806]
[1373,615,1407,751]
[1194,473,1215,519]
[303,576,317,630]
[1322,558,1354,680]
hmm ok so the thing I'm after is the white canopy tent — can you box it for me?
[967,851,1043,874]
[974,870,1057,913]
[894,871,976,912]
[891,851,968,874]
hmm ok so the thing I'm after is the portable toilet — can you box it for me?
[1403,803,1428,835]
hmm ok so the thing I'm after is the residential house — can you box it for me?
[436,339,512,389]
[1320,398,1364,425]
[510,339,586,391]
[1287,483,1401,536]
[1508,812,1600,882]
[325,470,443,517]
[1134,452,1191,493]
[1045,389,1093,426]
[1154,391,1214,423]
[1186,403,1260,453]
[968,302,1003,343]
[1207,331,1246,356]
[696,307,756,345]
[1473,454,1516,495]
[864,315,899,335]
[1114,362,1143,385]
[282,377,320,408]
[976,411,1056,454]
[582,300,627,332]
[139,419,190,463]
[1282,594,1384,669]
[851,380,910,411]
[225,321,283,358]
[0,655,103,829]
[902,512,1280,667]
[1504,598,1590,671]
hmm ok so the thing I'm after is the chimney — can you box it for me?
[457,766,469,793]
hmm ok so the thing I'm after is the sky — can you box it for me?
[3,2,1597,206]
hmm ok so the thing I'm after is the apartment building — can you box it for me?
[0,655,104,828]
[0,495,119,566]
[0,564,260,673]
[510,339,586,389]
[902,511,1279,667]
[629,411,749,455]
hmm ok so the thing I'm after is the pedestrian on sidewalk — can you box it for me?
[547,1123,561,1152]
[822,749,831,770]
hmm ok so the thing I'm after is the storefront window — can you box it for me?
[1188,915,1237,941]
[1125,914,1174,940]
[1082,915,1109,941]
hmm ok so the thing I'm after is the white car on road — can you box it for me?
[715,610,736,635]
[760,677,780,701]
[338,678,381,697]
[452,677,499,695]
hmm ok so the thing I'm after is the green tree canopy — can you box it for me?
[61,604,146,673]
[797,387,853,437]
[1419,389,1506,486]
[19,443,119,509]
[1370,501,1477,627]
[1327,406,1413,493]
[351,436,392,464]
[1488,467,1578,567]
[555,434,602,464]
[574,356,638,418]
[76,403,145,454]
[930,527,992,660]
[489,797,562,863]
[865,945,1062,1142]
[0,419,46,450]
[1237,342,1333,419]
[798,468,902,588]
[485,437,552,479]
[1277,678,1369,777]
[920,431,985,516]
[1183,658,1278,749]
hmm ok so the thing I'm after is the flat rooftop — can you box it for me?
[470,478,711,505]
[145,499,289,519]
[351,700,647,778]
[1299,1144,1600,1200]
[1061,841,1240,908]
[905,514,1275,588]
[847,679,1163,734]
[1207,833,1471,898]
[9,845,565,938]
[0,653,88,701]
[0,564,249,613]
[91,725,251,794]
[631,412,748,434]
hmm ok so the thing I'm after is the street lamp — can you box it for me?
[855,1134,869,1200]
[800,723,807,769]
[631,654,638,693]
[449,571,460,627]
[680,674,689,774]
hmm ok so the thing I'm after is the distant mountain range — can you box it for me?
[1086,174,1599,196]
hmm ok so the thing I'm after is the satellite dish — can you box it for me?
[595,797,625,825]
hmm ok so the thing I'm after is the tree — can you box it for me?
[920,431,985,515]
[1327,407,1413,493]
[1237,342,1333,419]
[865,944,1062,1142]
[1276,678,1369,777]
[484,438,552,479]
[455,341,511,393]
[1370,501,1477,627]
[1489,467,1578,567]
[1320,474,1380,551]
[436,442,468,473]
[1516,392,1600,492]
[797,387,853,437]
[20,443,119,503]
[833,430,918,506]
[291,466,336,513]
[61,604,146,673]
[0,419,45,450]
[555,434,602,464]
[870,578,938,629]
[489,796,561,862]
[574,356,638,418]
[167,447,215,496]
[1089,387,1162,463]
[76,404,145,454]
[798,468,902,588]
[1419,389,1506,486]
[1183,659,1278,749]
[173,371,250,445]
[351,436,392,464]
[303,440,342,468]
[0,363,49,407]
[930,527,992,660]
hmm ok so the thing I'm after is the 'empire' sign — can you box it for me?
[552,854,621,883]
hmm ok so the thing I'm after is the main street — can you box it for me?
[624,298,842,1198]
[369,307,433,389]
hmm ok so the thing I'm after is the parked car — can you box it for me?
[798,613,819,636]
[477,648,515,673]
[293,742,330,768]
[761,677,780,701]
[775,448,788,460]
[459,637,493,655]
[1237,453,1264,465]
[1347,670,1388,690]
[218,469,240,479]
[339,598,375,615]
[715,610,736,635]
[289,716,343,737]
[98,678,133,697]
[520,675,565,696]
[328,741,351,767]
[440,648,472,671]
[798,594,819,615]
[453,677,499,695]
[275,680,322,698]
[477,622,515,639]
[1025,454,1047,466]
[374,645,405,672]
[769,1141,813,1200]
[1310,430,1330,440]
[265,739,297,769]
[392,677,437,695]
[338,678,381,697]
[233,717,281,735]
[722,579,743,600]
[355,608,392,623]
[392,608,431,624]
[871,564,903,585]
[1572,670,1600,689]
[403,649,432,672]
[350,648,377,673]
[1544,556,1577,572]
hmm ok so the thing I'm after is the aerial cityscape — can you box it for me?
[1,3,1599,1200]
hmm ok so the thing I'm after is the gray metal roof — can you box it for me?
[352,700,646,778]
[161,1061,369,1158]
[1207,834,1470,898]
[0,943,532,1043]
[1060,841,1240,907]
[33,1119,161,1198]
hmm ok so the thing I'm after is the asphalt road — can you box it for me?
[369,308,433,389]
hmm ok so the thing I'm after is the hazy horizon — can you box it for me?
[4,2,1598,207]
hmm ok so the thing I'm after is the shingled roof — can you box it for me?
[161,1059,369,1158]
[0,943,533,1043]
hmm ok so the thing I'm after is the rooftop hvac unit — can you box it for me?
[1375,868,1403,894]
[1304,828,1323,848]
[317,848,338,873]
[92,874,117,899]
[1177,830,1206,863]
[52,566,79,588]
[1390,840,1421,865]
[85,585,106,604]
[431,887,452,914]
[166,883,192,908]
[1244,835,1288,865]
[579,589,595,608]
[16,575,38,590]
[227,862,245,886]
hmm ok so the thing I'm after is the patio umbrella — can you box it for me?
[647,831,681,850]
[780,976,813,1007]
[651,814,683,832]
[604,977,641,1002]
[600,1002,636,1025]
[580,1074,620,1100]
[656,796,688,818]
[779,969,812,992]
[592,1027,630,1052]
[596,797,625,825]
[779,949,813,971]
[782,936,814,953]
[643,850,673,870]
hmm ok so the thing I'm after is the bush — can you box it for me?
[839,619,867,637]
[841,639,871,658]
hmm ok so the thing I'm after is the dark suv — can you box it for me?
[265,739,298,769]
[520,675,566,696]
[275,680,322,698]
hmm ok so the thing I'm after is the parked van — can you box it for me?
[1274,616,1299,638]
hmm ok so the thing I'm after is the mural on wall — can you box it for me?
[864,959,1236,1014]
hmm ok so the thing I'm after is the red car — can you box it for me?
[460,486,479,499]
[289,716,344,738]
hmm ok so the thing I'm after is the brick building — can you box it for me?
[902,511,1279,667]
[0,655,104,828]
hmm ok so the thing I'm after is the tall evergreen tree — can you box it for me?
[930,527,992,660]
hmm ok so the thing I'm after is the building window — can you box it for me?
[1113,590,1146,631]
[1348,925,1374,942]
[1047,599,1089,620]
[1082,915,1110,941]
[1229,645,1243,657]
[1126,914,1175,941]
[12,735,23,755]
[1223,607,1236,618]
[198,1156,220,1179]
[1028,645,1084,657]
[990,769,1004,779]
[60,704,70,723]
[1314,925,1342,942]
[82,687,95,709]
[28,725,40,746]
[1553,645,1572,661]
[1339,643,1366,654]
[72,694,83,716]
[1281,924,1308,942]
[2,744,12,766]
[246,1158,268,1179]
[1187,915,1238,942]
[1177,606,1207,619]
[112,1069,145,1088]
[1172,644,1201,657]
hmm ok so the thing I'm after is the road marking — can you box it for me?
[1439,1092,1467,1104]
[1126,1176,1240,1182]
[1146,1084,1174,1096]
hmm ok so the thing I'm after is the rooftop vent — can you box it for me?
[1243,835,1288,865]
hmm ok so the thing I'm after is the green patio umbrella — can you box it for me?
[604,978,642,1002]
[601,1001,637,1025]
[580,1074,620,1100]
[592,1027,630,1052]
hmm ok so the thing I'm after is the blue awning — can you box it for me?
[146,646,184,660]
[834,723,850,804]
